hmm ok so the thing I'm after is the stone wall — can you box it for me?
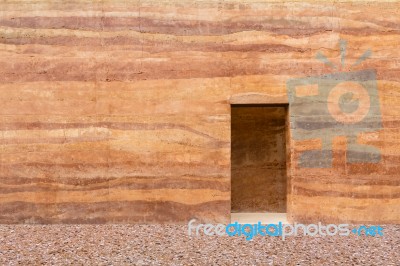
[0,0,399,223]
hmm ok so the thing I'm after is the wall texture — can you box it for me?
[0,0,399,223]
[231,106,287,213]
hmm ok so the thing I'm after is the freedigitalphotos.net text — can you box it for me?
[188,219,384,241]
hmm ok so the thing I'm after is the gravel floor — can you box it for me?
[0,225,399,265]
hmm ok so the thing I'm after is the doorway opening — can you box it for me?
[231,104,288,223]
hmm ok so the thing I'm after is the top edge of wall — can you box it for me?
[2,0,399,2]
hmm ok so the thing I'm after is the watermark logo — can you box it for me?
[287,40,382,168]
[188,219,384,241]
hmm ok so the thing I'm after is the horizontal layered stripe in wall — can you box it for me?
[0,0,399,223]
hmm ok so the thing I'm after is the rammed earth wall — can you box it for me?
[0,0,399,223]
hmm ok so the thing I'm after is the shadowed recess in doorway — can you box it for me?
[231,106,287,213]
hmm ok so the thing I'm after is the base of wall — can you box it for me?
[231,213,288,224]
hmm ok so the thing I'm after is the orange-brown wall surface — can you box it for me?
[0,0,399,223]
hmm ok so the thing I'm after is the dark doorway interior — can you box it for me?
[231,105,287,213]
